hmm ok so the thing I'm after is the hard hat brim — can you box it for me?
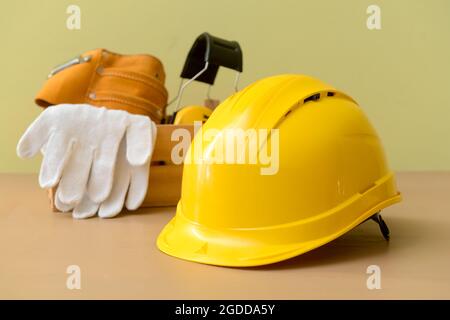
[157,191,401,268]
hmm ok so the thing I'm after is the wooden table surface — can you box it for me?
[0,172,449,299]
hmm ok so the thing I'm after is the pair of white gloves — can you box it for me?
[17,104,156,219]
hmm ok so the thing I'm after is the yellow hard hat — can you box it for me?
[157,74,401,267]
[173,105,212,125]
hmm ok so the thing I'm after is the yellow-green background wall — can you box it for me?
[1,0,449,173]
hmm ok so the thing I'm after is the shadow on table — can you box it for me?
[114,206,176,218]
[244,215,429,271]
[119,208,435,272]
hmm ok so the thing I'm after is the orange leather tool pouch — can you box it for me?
[35,48,168,123]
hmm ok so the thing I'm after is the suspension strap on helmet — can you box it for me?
[370,212,390,241]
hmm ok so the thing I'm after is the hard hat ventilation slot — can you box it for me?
[303,93,320,104]
[327,92,335,97]
[151,160,167,166]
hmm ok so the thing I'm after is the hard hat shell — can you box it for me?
[157,74,401,267]
[173,105,213,125]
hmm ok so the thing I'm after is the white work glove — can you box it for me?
[54,133,154,219]
[17,104,155,217]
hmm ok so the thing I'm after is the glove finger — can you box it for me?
[98,151,131,219]
[57,145,94,205]
[39,133,75,188]
[72,195,99,219]
[41,142,48,155]
[126,116,156,166]
[55,188,75,212]
[17,110,51,159]
[86,137,122,203]
[125,160,150,211]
